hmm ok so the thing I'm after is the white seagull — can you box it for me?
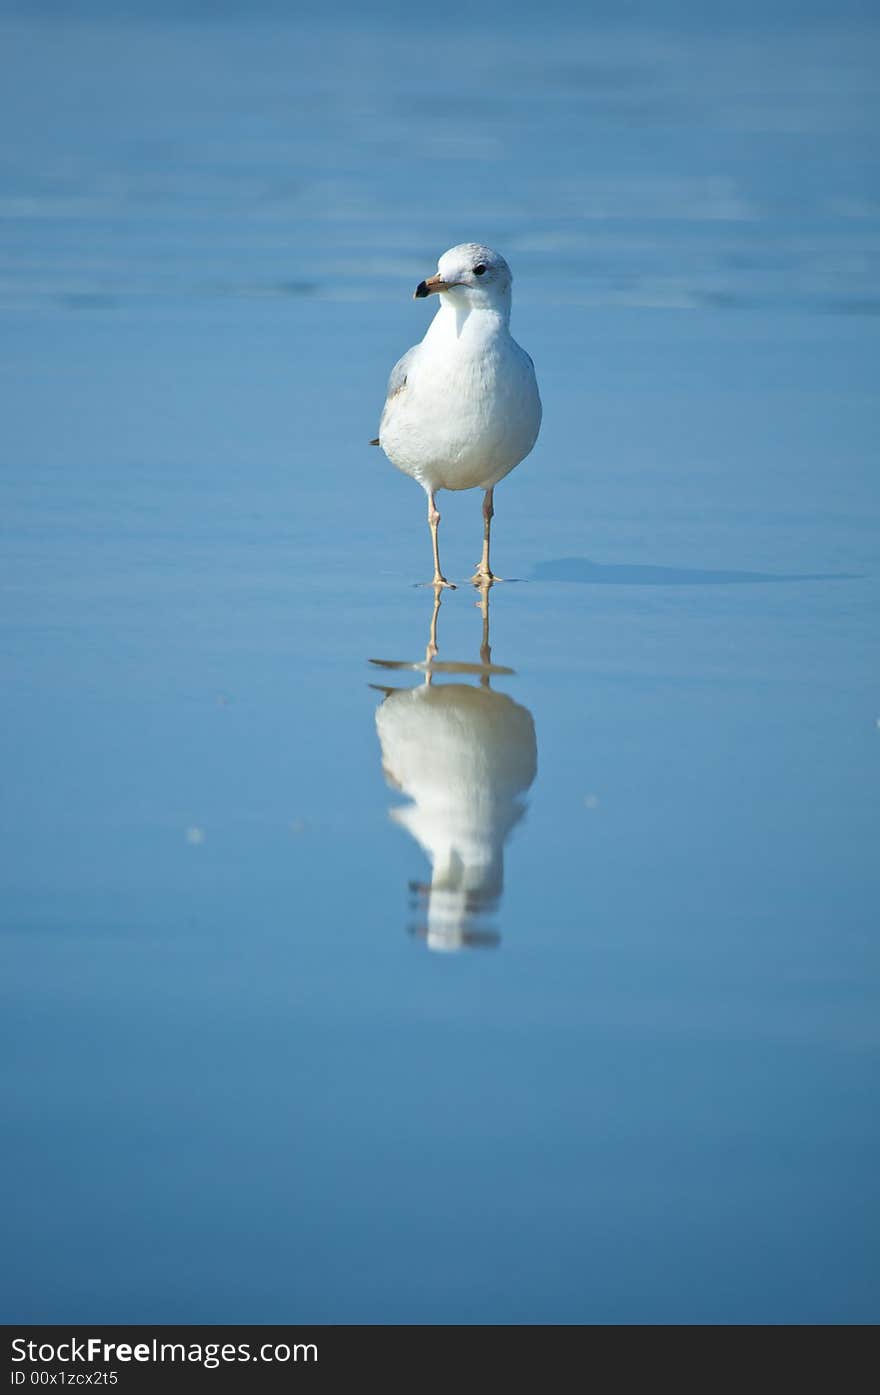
[373,243,542,588]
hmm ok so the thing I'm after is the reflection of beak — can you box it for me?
[414,274,449,299]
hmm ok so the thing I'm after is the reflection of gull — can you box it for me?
[371,592,537,951]
[372,243,541,588]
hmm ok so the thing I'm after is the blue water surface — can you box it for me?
[1,2,878,1323]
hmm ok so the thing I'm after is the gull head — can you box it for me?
[414,243,512,310]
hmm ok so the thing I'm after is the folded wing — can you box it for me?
[374,343,420,444]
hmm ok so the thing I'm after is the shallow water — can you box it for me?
[1,4,879,1323]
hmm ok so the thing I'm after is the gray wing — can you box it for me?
[376,344,420,439]
[385,345,418,401]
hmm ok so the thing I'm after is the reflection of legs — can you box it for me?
[425,586,442,676]
[476,579,492,686]
[471,487,502,585]
[428,491,454,589]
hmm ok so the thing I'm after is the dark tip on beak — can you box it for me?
[413,274,448,299]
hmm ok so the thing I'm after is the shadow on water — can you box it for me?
[369,587,537,953]
[532,557,860,586]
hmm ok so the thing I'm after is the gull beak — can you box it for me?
[414,274,449,299]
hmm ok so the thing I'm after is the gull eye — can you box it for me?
[473,264,486,276]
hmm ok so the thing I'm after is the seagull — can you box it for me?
[372,243,542,588]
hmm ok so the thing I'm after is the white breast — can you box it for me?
[380,305,542,493]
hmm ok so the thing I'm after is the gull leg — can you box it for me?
[471,487,503,585]
[428,491,455,589]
